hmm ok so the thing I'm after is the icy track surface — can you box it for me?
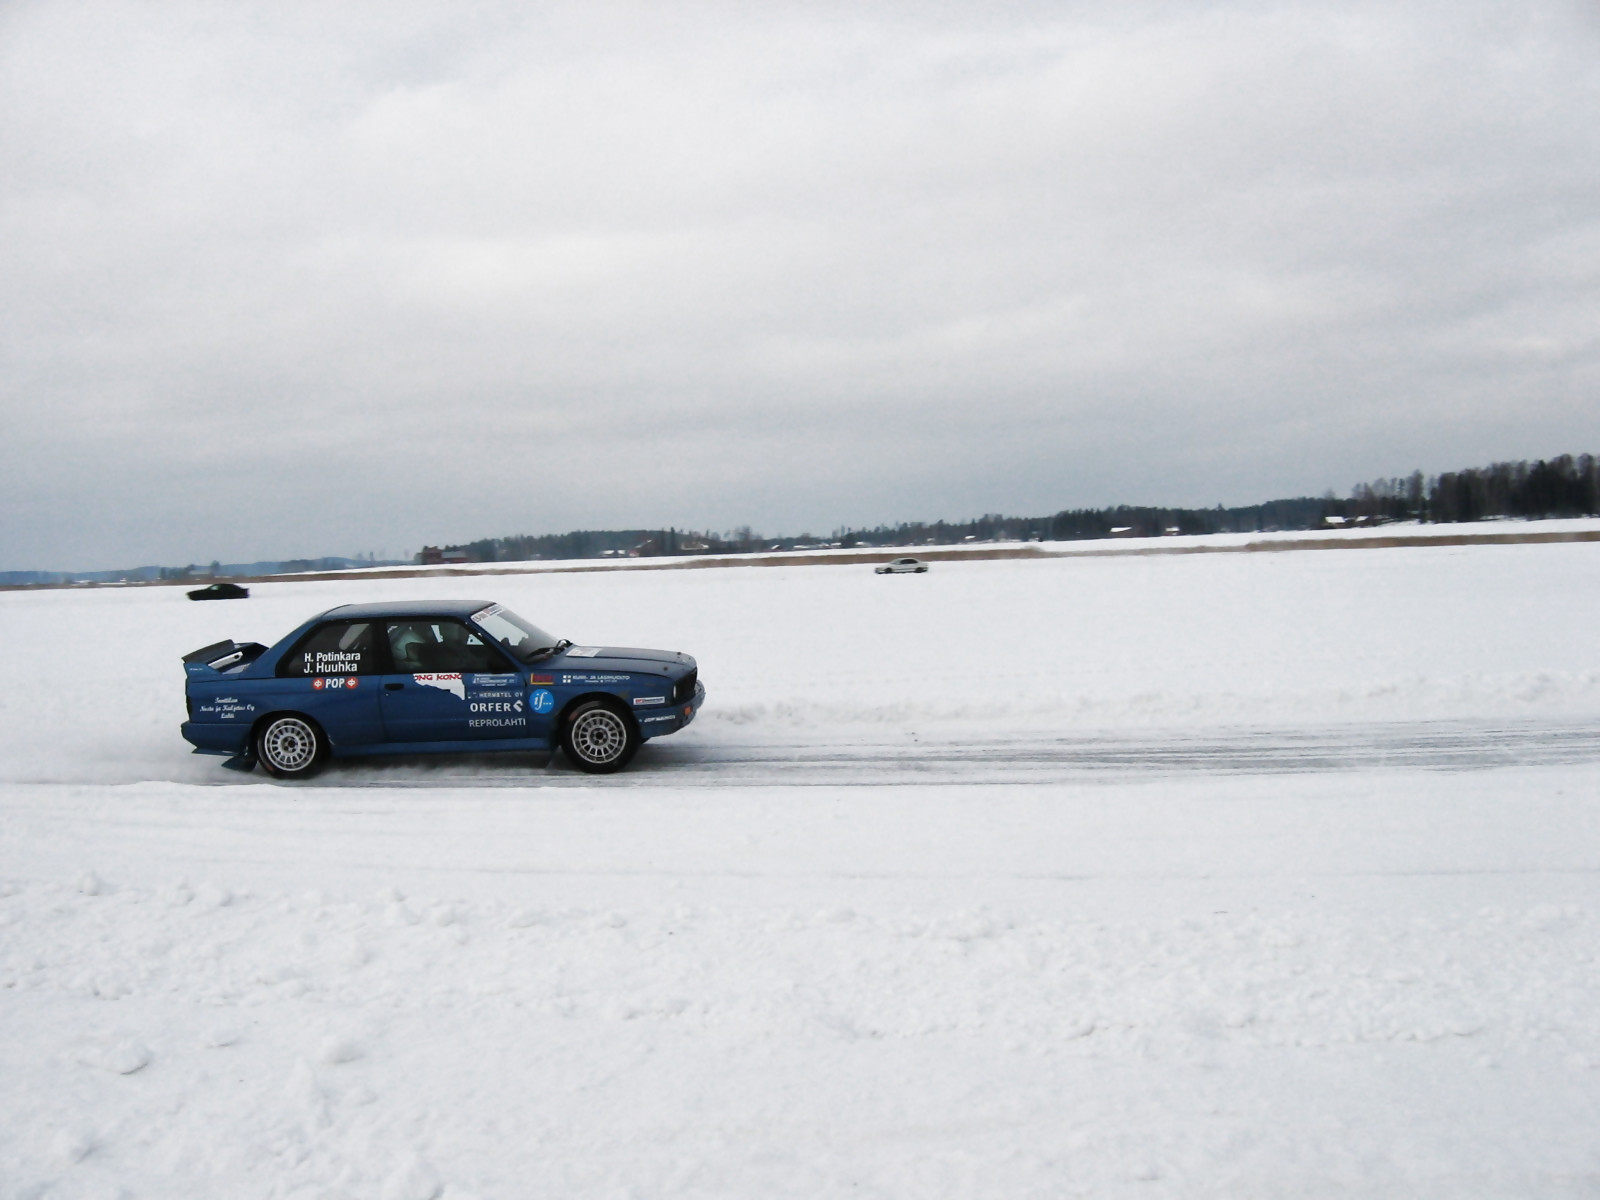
[3,538,1600,1198]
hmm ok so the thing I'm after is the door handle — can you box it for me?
[385,682,405,691]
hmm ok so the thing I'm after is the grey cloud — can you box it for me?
[2,1,1598,568]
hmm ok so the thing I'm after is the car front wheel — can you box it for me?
[561,699,638,773]
[254,714,325,779]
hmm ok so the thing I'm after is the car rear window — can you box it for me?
[279,621,378,677]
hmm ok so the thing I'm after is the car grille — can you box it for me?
[673,669,697,704]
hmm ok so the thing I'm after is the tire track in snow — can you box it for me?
[285,718,1600,788]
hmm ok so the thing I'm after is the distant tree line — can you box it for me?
[2,555,383,588]
[409,453,1597,566]
[836,501,1323,543]
[1337,455,1600,524]
[1044,498,1333,541]
[6,453,1597,587]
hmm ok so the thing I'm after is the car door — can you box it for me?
[274,619,385,745]
[378,617,528,743]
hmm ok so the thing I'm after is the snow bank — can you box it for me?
[314,517,1600,577]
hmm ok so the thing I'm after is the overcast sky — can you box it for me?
[3,0,1598,570]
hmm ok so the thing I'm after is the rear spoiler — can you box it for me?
[183,639,268,671]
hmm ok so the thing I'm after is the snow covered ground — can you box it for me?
[3,536,1600,1197]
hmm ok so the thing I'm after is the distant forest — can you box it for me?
[430,453,1600,563]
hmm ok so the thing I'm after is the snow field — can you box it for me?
[3,536,1600,1196]
[5,784,1600,1198]
[4,537,1600,786]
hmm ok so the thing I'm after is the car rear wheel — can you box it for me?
[254,714,325,779]
[561,699,638,773]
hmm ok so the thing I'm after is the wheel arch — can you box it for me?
[248,709,330,751]
[557,691,639,736]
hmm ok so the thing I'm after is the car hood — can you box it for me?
[548,646,694,674]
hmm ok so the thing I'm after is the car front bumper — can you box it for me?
[637,680,705,739]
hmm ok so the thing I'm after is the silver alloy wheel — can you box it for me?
[259,716,318,774]
[569,706,628,765]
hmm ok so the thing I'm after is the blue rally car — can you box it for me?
[181,600,704,778]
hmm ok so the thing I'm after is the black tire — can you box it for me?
[254,714,326,779]
[560,699,638,774]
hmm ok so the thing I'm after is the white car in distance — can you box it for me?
[874,557,929,574]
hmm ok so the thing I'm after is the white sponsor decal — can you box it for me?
[562,672,629,684]
[632,696,666,706]
[469,700,523,714]
[413,672,465,700]
[472,674,518,687]
[641,714,676,724]
[471,604,503,623]
[305,650,363,672]
[198,700,257,720]
[565,646,604,658]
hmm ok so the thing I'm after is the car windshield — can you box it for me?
[470,604,565,663]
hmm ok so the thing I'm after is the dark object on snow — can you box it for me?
[188,583,250,601]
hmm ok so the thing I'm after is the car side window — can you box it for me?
[387,620,510,674]
[280,621,378,677]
